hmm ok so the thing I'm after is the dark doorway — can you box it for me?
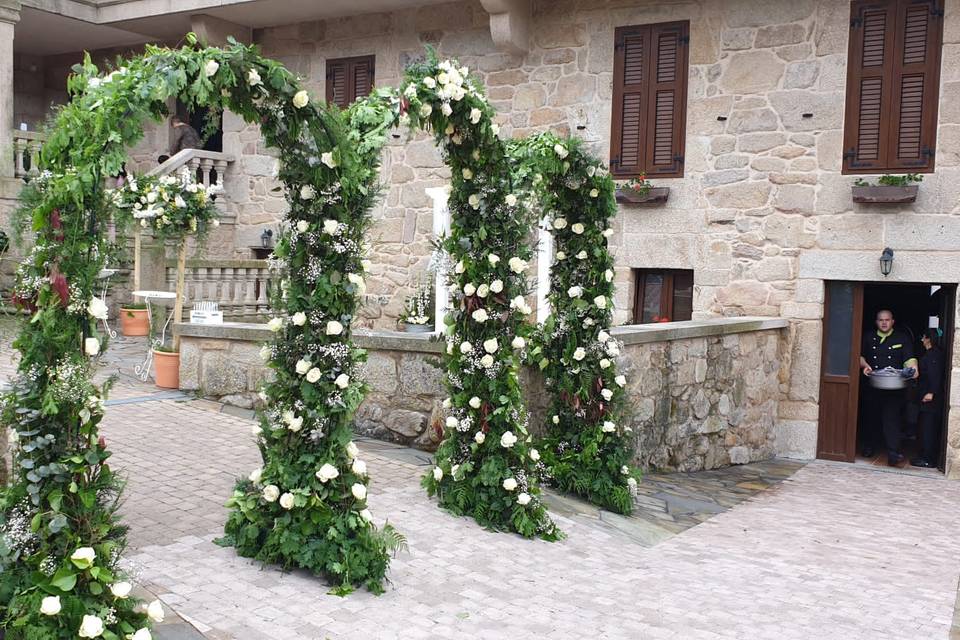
[174,101,222,152]
[817,280,955,472]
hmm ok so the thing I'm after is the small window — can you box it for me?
[842,0,943,173]
[325,55,375,108]
[633,269,693,323]
[610,21,689,179]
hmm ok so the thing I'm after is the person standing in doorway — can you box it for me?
[910,329,945,468]
[860,309,919,465]
[169,115,201,156]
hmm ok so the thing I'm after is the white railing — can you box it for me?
[147,148,234,192]
[13,131,47,178]
[165,259,273,321]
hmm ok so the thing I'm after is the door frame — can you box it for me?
[937,285,956,471]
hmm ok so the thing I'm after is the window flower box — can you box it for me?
[851,184,919,204]
[615,186,670,205]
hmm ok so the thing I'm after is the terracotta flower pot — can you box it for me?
[120,307,149,336]
[152,350,180,389]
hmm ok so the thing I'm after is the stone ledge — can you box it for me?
[174,322,445,354]
[611,317,788,345]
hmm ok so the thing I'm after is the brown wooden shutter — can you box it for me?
[326,55,375,108]
[843,0,942,173]
[610,22,688,179]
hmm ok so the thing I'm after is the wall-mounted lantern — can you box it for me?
[879,247,894,277]
[260,228,274,248]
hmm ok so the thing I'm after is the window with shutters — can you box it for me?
[633,269,694,323]
[610,22,689,179]
[325,55,375,108]
[843,0,943,174]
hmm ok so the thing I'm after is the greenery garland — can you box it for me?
[512,134,640,515]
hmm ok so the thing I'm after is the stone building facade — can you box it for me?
[3,0,960,475]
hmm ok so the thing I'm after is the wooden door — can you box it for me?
[817,281,864,461]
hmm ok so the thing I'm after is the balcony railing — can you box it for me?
[165,259,273,321]
[13,130,47,178]
[147,148,233,190]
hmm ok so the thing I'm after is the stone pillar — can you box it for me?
[0,1,21,178]
[190,14,251,46]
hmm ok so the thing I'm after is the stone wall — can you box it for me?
[175,317,786,471]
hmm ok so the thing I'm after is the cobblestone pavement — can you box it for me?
[3,320,960,638]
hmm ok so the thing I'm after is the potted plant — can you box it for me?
[852,174,922,204]
[399,278,434,333]
[615,174,669,205]
[120,302,149,336]
[147,304,179,388]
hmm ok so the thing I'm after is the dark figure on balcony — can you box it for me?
[169,115,201,156]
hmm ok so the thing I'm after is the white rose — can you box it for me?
[510,295,526,309]
[85,337,100,356]
[502,478,517,491]
[423,76,437,89]
[295,359,311,375]
[291,311,307,326]
[267,317,284,332]
[488,253,500,265]
[40,596,61,616]
[463,283,476,296]
[262,485,280,502]
[360,508,373,522]
[603,228,614,238]
[553,143,569,158]
[476,284,489,298]
[500,431,517,448]
[552,415,560,424]
[479,354,495,368]
[347,273,366,292]
[601,389,614,401]
[352,459,367,475]
[573,348,586,361]
[627,477,638,490]
[462,168,473,180]
[474,431,485,444]
[147,600,165,623]
[590,188,599,197]
[602,421,616,433]
[279,493,295,510]
[247,68,262,86]
[459,341,473,355]
[483,338,499,354]
[87,297,108,320]
[306,367,322,383]
[110,582,132,599]
[316,463,339,483]
[420,103,433,117]
[600,358,612,369]
[469,396,482,409]
[292,90,310,108]
[529,448,540,462]
[446,416,459,429]
[174,195,187,209]
[468,194,481,209]
[323,219,339,234]
[249,468,263,484]
[441,102,453,116]
[132,630,152,640]
[287,415,303,432]
[605,269,614,282]
[296,220,309,233]
[433,466,443,481]
[491,123,500,136]
[556,251,566,261]
[78,614,105,638]
[454,260,465,274]
[472,309,488,323]
[490,279,504,293]
[511,336,525,349]
[351,483,367,501]
[594,296,608,309]
[615,374,627,387]
[576,251,588,260]
[553,217,567,230]
[321,151,337,168]
[347,441,360,459]
[607,342,621,356]
[508,257,526,274]
[505,194,518,206]
[517,492,531,506]
[326,320,344,335]
[204,59,220,77]
[598,330,610,343]
[300,185,316,200]
[571,223,585,235]
[469,107,482,124]
[334,373,350,389]
[71,547,96,569]
[568,286,582,298]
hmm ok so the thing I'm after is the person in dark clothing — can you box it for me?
[910,328,945,468]
[859,309,919,465]
[169,115,201,155]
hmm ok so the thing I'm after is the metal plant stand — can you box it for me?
[97,268,118,339]
[131,290,177,382]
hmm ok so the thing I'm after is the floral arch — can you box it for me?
[0,36,637,638]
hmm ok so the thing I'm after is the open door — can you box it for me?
[817,281,864,461]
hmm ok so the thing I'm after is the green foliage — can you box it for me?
[510,134,641,515]
[854,173,924,187]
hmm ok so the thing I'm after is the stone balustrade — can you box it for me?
[175,316,788,472]
[165,259,273,321]
[12,130,46,178]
